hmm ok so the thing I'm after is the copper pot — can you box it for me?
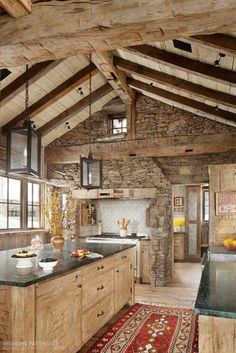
[51,236,65,252]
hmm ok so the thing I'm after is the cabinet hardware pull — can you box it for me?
[97,265,104,270]
[122,255,127,259]
[97,311,104,317]
[78,284,82,288]
[97,285,104,291]
[116,270,119,273]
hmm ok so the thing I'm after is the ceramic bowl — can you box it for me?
[38,259,58,271]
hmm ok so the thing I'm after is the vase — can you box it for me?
[120,229,127,237]
[51,235,65,252]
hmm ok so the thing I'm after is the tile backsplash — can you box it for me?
[97,199,151,235]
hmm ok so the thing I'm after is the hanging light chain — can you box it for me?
[25,64,29,122]
[88,54,92,155]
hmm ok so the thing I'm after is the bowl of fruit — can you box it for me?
[223,238,236,250]
[38,258,58,271]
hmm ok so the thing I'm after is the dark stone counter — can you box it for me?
[0,242,135,287]
[195,260,236,319]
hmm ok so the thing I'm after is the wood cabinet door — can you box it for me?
[35,271,82,353]
[115,260,132,312]
[140,242,151,283]
[186,186,201,261]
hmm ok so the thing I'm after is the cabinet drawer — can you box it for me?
[114,249,133,264]
[36,269,81,299]
[82,271,114,311]
[82,295,114,344]
[82,257,114,283]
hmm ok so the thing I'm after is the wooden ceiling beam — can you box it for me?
[0,60,62,107]
[128,78,236,127]
[190,34,236,56]
[45,132,236,163]
[3,63,98,130]
[37,83,113,136]
[1,1,236,67]
[114,56,236,109]
[92,52,135,104]
[126,45,236,87]
[0,0,32,18]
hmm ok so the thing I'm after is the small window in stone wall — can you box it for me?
[108,117,127,135]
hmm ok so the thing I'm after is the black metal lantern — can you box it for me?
[6,65,41,177]
[7,120,41,177]
[80,152,102,189]
[80,54,102,189]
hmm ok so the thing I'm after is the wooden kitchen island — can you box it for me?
[195,246,236,353]
[0,242,135,353]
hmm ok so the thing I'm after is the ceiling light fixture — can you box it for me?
[6,65,41,177]
[80,54,102,189]
[214,53,226,67]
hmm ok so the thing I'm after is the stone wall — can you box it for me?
[46,95,236,286]
[48,158,172,286]
[48,94,235,149]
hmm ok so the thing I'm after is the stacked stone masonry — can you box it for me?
[46,95,236,286]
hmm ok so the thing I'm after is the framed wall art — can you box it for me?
[174,197,184,207]
[215,191,236,215]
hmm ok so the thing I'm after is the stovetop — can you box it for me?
[88,233,147,240]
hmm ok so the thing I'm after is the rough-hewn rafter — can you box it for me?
[128,78,236,127]
[114,56,236,109]
[37,83,113,136]
[0,60,62,107]
[3,63,98,130]
[0,0,32,18]
[1,0,236,67]
[45,133,236,163]
[125,45,236,87]
[92,52,135,104]
[190,34,236,56]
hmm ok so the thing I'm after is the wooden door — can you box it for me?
[140,241,151,283]
[186,186,201,261]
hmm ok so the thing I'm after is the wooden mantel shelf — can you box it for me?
[72,188,156,200]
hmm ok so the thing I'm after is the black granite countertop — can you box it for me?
[195,260,236,319]
[0,242,135,288]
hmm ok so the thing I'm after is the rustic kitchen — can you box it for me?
[0,1,236,353]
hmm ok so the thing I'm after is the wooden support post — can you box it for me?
[126,101,136,140]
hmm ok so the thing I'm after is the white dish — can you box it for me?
[16,258,33,269]
[38,260,58,272]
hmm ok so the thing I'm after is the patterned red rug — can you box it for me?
[88,303,198,353]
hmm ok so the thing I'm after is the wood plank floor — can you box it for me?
[78,262,201,352]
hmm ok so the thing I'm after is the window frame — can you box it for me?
[0,174,44,231]
[108,116,127,135]
[0,176,22,230]
[26,181,42,230]
[202,188,209,223]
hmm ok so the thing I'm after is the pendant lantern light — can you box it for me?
[80,54,102,189]
[6,65,41,177]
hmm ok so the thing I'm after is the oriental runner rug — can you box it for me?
[88,303,198,353]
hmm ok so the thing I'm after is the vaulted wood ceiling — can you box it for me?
[0,1,236,155]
